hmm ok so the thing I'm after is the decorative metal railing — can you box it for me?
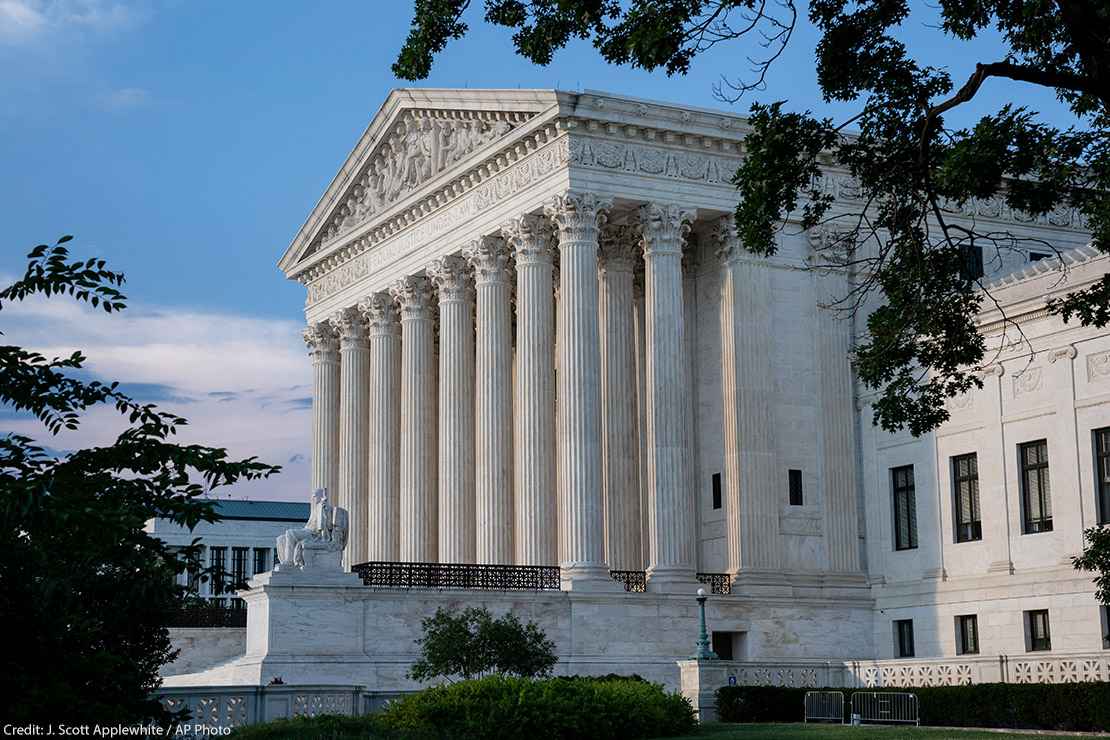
[609,569,647,592]
[696,572,732,595]
[168,604,248,628]
[351,561,561,591]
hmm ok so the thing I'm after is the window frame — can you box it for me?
[955,614,979,655]
[891,465,918,551]
[894,619,915,658]
[1096,427,1110,526]
[952,453,982,543]
[711,472,722,511]
[1019,440,1053,534]
[210,546,227,596]
[1026,609,1051,652]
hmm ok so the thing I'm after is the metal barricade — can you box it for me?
[851,691,919,725]
[804,691,844,724]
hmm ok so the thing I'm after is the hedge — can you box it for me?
[380,674,696,739]
[229,713,396,739]
[716,682,1110,732]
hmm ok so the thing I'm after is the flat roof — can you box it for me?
[209,499,310,523]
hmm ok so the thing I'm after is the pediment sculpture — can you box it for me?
[274,488,349,573]
[313,110,523,249]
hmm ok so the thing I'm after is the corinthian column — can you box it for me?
[360,292,401,561]
[599,224,642,571]
[391,276,438,562]
[503,214,557,566]
[329,307,370,568]
[714,216,779,575]
[640,202,698,592]
[466,235,514,564]
[545,192,618,590]
[303,322,340,508]
[427,255,476,564]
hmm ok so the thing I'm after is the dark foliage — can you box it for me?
[0,237,280,723]
[717,683,1110,731]
[408,606,558,681]
[394,0,1110,437]
[1074,525,1110,608]
[380,674,697,740]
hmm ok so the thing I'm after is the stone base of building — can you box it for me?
[163,568,874,692]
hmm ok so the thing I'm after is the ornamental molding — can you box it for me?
[1088,350,1110,383]
[303,134,570,306]
[1011,367,1043,397]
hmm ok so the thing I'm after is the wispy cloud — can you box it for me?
[97,85,151,110]
[2,290,312,502]
[0,0,147,43]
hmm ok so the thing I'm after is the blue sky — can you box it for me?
[0,1,1079,500]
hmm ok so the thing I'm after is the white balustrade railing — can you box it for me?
[155,684,369,730]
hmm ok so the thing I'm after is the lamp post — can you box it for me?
[693,587,719,660]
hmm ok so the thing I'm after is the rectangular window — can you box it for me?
[894,619,915,658]
[231,547,249,589]
[1019,440,1052,534]
[891,465,918,551]
[210,546,227,596]
[712,472,722,510]
[253,547,270,575]
[1101,605,1110,650]
[952,453,982,542]
[1027,609,1051,651]
[1096,428,1110,526]
[1028,251,1051,262]
[955,614,979,655]
[960,245,984,281]
[788,469,804,506]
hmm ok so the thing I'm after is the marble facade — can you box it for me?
[166,89,1108,692]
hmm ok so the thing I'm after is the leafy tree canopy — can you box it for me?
[409,606,558,682]
[0,237,280,723]
[395,0,1109,436]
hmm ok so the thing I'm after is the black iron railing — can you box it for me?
[351,561,561,591]
[696,572,732,595]
[168,603,248,628]
[609,569,647,593]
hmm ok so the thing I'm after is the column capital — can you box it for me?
[329,306,368,346]
[639,203,694,258]
[428,254,474,303]
[465,235,513,285]
[502,213,555,265]
[710,215,740,262]
[390,275,435,318]
[303,321,339,356]
[599,224,641,274]
[545,192,612,243]
[359,292,401,337]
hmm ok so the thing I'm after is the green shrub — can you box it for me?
[380,674,696,739]
[409,606,558,682]
[716,682,1110,732]
[229,713,393,739]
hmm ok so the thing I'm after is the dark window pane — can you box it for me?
[788,469,803,506]
[1096,428,1110,525]
[1028,609,1051,651]
[953,453,982,542]
[1020,441,1052,534]
[892,466,917,550]
[712,473,722,510]
[895,619,915,658]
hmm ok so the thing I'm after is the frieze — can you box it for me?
[568,136,738,184]
[305,136,570,306]
[305,109,536,260]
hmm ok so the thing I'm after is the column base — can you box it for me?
[645,565,701,595]
[560,562,624,592]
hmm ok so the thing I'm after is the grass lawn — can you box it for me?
[664,723,1099,739]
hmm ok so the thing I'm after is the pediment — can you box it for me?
[279,89,559,274]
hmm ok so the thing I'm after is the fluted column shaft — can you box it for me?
[361,293,401,561]
[546,193,614,589]
[304,323,340,508]
[640,203,697,590]
[393,276,438,562]
[599,225,642,571]
[633,275,651,569]
[715,217,779,573]
[429,255,476,563]
[505,215,557,566]
[466,236,514,564]
[814,262,862,572]
[331,307,370,568]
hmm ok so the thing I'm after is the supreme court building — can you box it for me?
[167,89,1110,696]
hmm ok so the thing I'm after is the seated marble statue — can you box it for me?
[275,488,348,572]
